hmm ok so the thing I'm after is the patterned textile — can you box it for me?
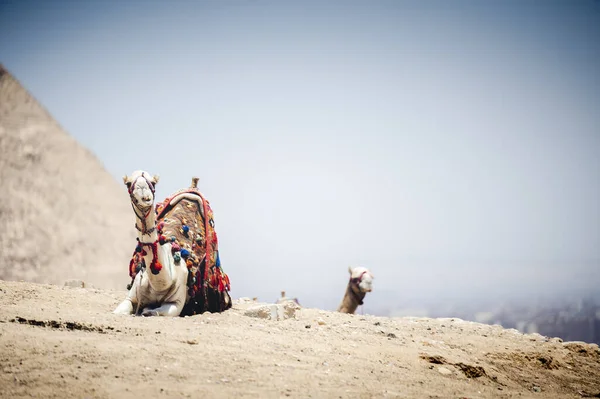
[128,187,231,315]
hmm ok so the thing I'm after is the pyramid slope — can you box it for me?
[0,65,135,290]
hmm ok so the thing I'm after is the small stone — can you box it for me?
[305,324,311,329]
[64,279,85,288]
[244,304,298,321]
[437,367,453,375]
[317,318,326,325]
[532,386,541,393]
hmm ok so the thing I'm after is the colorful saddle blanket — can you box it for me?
[128,187,231,315]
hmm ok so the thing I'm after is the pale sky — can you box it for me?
[1,0,599,312]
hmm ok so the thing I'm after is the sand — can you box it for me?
[1,279,599,399]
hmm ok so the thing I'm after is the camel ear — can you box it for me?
[348,266,353,275]
[152,175,160,184]
[123,175,132,186]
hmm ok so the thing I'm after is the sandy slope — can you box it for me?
[1,280,599,399]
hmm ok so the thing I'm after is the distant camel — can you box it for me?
[337,267,374,314]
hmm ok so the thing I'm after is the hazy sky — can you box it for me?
[1,0,599,312]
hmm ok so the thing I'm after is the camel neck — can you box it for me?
[134,205,158,243]
[348,284,366,307]
[134,207,173,291]
[338,283,366,314]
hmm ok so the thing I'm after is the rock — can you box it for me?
[64,279,85,288]
[455,363,487,378]
[437,366,453,375]
[235,297,258,306]
[562,341,600,358]
[532,385,541,393]
[317,318,326,325]
[244,305,279,320]
[243,304,299,321]
[420,354,446,365]
[529,333,546,341]
[237,297,253,303]
[283,301,301,319]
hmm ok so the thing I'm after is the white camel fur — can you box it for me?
[337,266,374,314]
[113,170,188,317]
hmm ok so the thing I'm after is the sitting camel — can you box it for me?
[113,170,231,317]
[337,266,374,314]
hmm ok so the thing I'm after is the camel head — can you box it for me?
[123,170,160,211]
[348,266,374,293]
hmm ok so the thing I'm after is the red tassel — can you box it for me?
[151,259,163,274]
[129,258,135,278]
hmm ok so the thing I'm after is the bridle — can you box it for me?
[350,271,368,287]
[349,271,369,305]
[128,174,157,236]
[127,173,163,278]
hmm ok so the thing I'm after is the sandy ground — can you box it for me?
[1,280,599,399]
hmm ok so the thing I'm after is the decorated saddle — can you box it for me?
[128,180,231,315]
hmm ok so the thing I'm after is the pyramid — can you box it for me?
[0,64,136,290]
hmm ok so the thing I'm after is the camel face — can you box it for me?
[123,170,159,210]
[358,272,373,292]
[349,266,374,293]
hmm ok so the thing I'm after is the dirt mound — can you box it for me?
[1,280,599,398]
[0,65,135,290]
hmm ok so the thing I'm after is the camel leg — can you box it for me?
[113,274,141,315]
[141,302,181,317]
[141,282,186,317]
[113,298,134,315]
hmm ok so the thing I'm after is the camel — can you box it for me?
[113,170,231,317]
[337,266,374,314]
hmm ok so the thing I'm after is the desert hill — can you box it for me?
[1,280,599,398]
[0,65,135,289]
